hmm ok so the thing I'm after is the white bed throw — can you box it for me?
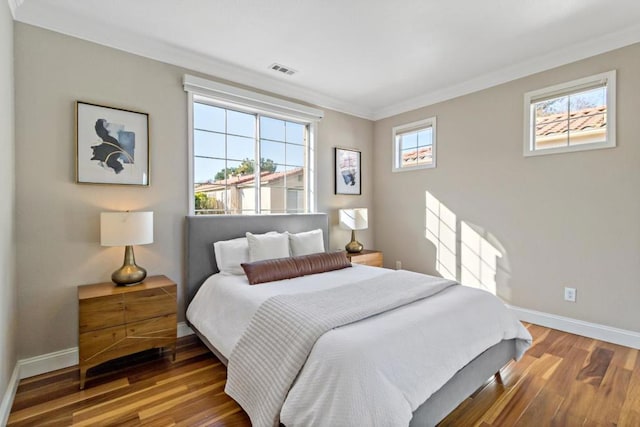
[225,271,456,427]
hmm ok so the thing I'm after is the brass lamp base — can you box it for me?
[112,245,147,286]
[345,230,363,253]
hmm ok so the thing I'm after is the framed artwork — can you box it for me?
[334,147,361,195]
[76,101,150,185]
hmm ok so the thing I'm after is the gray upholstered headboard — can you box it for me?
[185,213,329,304]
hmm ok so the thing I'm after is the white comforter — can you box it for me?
[186,265,532,426]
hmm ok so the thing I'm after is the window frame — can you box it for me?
[523,70,616,157]
[392,117,437,172]
[184,75,323,215]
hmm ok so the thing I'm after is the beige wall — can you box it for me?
[0,0,17,403]
[374,43,640,331]
[14,23,374,358]
[318,110,374,251]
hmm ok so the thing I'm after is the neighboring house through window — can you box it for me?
[184,75,323,214]
[523,70,616,157]
[392,117,437,172]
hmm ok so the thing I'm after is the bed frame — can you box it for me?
[185,214,516,426]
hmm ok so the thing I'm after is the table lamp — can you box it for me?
[100,211,153,286]
[339,208,368,253]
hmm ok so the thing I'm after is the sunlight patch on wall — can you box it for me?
[425,191,457,280]
[460,221,502,295]
[425,191,503,294]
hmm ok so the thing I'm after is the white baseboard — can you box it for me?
[18,347,78,380]
[0,364,20,426]
[17,322,195,380]
[177,322,194,337]
[508,305,640,350]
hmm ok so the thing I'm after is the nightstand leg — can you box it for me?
[79,367,87,390]
[171,343,177,362]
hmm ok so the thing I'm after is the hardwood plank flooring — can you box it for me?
[8,324,640,426]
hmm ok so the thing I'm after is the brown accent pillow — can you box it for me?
[241,252,352,285]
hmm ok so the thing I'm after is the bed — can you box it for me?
[185,213,531,426]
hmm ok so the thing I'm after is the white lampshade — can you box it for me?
[101,211,154,247]
[339,208,368,231]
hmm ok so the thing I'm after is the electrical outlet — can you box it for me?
[395,261,402,270]
[564,287,576,302]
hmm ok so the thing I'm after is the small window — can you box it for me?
[392,117,437,172]
[524,70,616,157]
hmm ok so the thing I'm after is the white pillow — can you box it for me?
[213,237,249,275]
[246,231,290,262]
[288,229,325,256]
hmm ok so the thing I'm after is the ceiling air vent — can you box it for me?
[269,63,297,76]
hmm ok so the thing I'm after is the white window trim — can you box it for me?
[184,74,322,215]
[184,75,324,121]
[392,117,437,172]
[523,70,616,158]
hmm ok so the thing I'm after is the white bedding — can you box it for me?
[186,265,532,426]
[186,264,389,358]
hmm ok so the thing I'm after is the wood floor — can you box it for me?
[8,323,640,426]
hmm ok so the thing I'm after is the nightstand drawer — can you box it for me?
[126,314,177,338]
[78,317,176,366]
[79,294,124,332]
[80,328,174,367]
[124,286,177,323]
[347,250,383,267]
[79,325,126,363]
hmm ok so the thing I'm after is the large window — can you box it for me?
[392,117,437,172]
[184,75,323,215]
[524,70,616,157]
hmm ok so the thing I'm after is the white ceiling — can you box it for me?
[11,0,640,120]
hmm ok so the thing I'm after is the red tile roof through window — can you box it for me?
[195,167,303,190]
[402,146,432,164]
[535,106,606,137]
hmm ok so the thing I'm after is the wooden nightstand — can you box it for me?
[78,275,177,389]
[345,249,383,267]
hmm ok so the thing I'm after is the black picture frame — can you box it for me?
[76,101,150,186]
[334,147,361,195]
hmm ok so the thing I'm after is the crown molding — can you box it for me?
[13,0,375,120]
[13,1,640,122]
[7,0,23,19]
[372,23,640,120]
